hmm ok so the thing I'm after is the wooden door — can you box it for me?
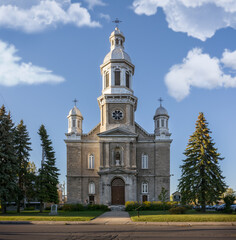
[111,178,125,205]
[142,195,148,202]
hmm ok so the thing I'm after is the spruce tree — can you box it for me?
[0,105,17,213]
[178,112,227,212]
[25,161,37,205]
[15,120,32,213]
[37,125,59,212]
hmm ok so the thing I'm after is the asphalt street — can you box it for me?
[0,224,235,240]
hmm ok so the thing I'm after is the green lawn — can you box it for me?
[129,211,236,222]
[0,210,104,221]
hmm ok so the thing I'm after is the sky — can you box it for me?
[0,0,236,195]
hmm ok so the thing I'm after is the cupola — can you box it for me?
[66,100,83,140]
[100,27,135,95]
[154,98,171,140]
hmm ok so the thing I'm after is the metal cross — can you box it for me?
[112,18,122,28]
[73,98,78,106]
[158,97,163,106]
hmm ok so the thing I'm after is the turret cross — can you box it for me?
[158,97,163,106]
[73,98,78,106]
[112,18,122,28]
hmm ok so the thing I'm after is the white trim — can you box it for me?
[141,182,148,193]
[88,154,95,169]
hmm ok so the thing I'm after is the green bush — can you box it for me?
[62,204,84,211]
[24,207,35,211]
[86,204,109,211]
[224,194,235,211]
[125,201,178,211]
[169,206,187,214]
[223,208,233,214]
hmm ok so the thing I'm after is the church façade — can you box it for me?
[65,27,172,205]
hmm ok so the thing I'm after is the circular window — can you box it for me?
[112,110,123,120]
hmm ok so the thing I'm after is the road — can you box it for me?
[0,224,235,240]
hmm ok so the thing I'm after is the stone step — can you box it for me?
[109,205,126,211]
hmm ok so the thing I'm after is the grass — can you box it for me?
[0,210,104,221]
[129,210,236,222]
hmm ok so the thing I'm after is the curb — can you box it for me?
[0,221,235,226]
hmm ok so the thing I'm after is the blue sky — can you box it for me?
[0,0,236,194]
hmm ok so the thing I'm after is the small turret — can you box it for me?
[66,99,83,140]
[154,98,171,140]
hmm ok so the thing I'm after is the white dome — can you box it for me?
[68,106,82,117]
[155,106,169,117]
[103,48,131,64]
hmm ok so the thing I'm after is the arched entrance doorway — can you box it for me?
[111,178,125,205]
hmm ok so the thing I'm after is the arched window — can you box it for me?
[88,154,94,169]
[141,154,148,169]
[116,38,119,45]
[142,182,148,193]
[126,71,130,88]
[72,119,76,128]
[105,71,109,88]
[120,39,123,46]
[115,69,120,86]
[161,119,164,127]
[157,119,159,128]
[89,182,95,194]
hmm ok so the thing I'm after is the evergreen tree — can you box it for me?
[37,125,59,212]
[178,112,227,212]
[0,105,17,213]
[25,161,37,205]
[15,120,32,213]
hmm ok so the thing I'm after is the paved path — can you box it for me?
[90,211,132,224]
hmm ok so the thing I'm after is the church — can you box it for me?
[65,27,172,205]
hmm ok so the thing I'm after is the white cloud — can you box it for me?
[221,49,236,70]
[132,0,236,41]
[99,13,110,22]
[84,0,106,9]
[0,40,64,86]
[0,0,100,33]
[165,48,236,101]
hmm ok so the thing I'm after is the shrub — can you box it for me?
[224,194,235,211]
[125,201,140,211]
[125,201,178,211]
[24,207,35,211]
[62,204,84,211]
[86,204,109,211]
[169,206,187,214]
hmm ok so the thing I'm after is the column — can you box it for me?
[99,142,104,168]
[126,142,130,168]
[132,142,137,168]
[105,142,109,168]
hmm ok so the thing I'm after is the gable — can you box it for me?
[97,127,138,138]
[135,122,154,140]
[82,123,101,139]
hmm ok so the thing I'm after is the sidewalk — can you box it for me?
[90,211,131,225]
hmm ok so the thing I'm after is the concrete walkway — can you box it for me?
[90,211,132,225]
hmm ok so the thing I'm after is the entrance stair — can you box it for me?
[109,205,125,211]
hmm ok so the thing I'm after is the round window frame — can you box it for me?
[112,109,124,120]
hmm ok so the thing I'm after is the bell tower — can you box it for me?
[98,27,137,133]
